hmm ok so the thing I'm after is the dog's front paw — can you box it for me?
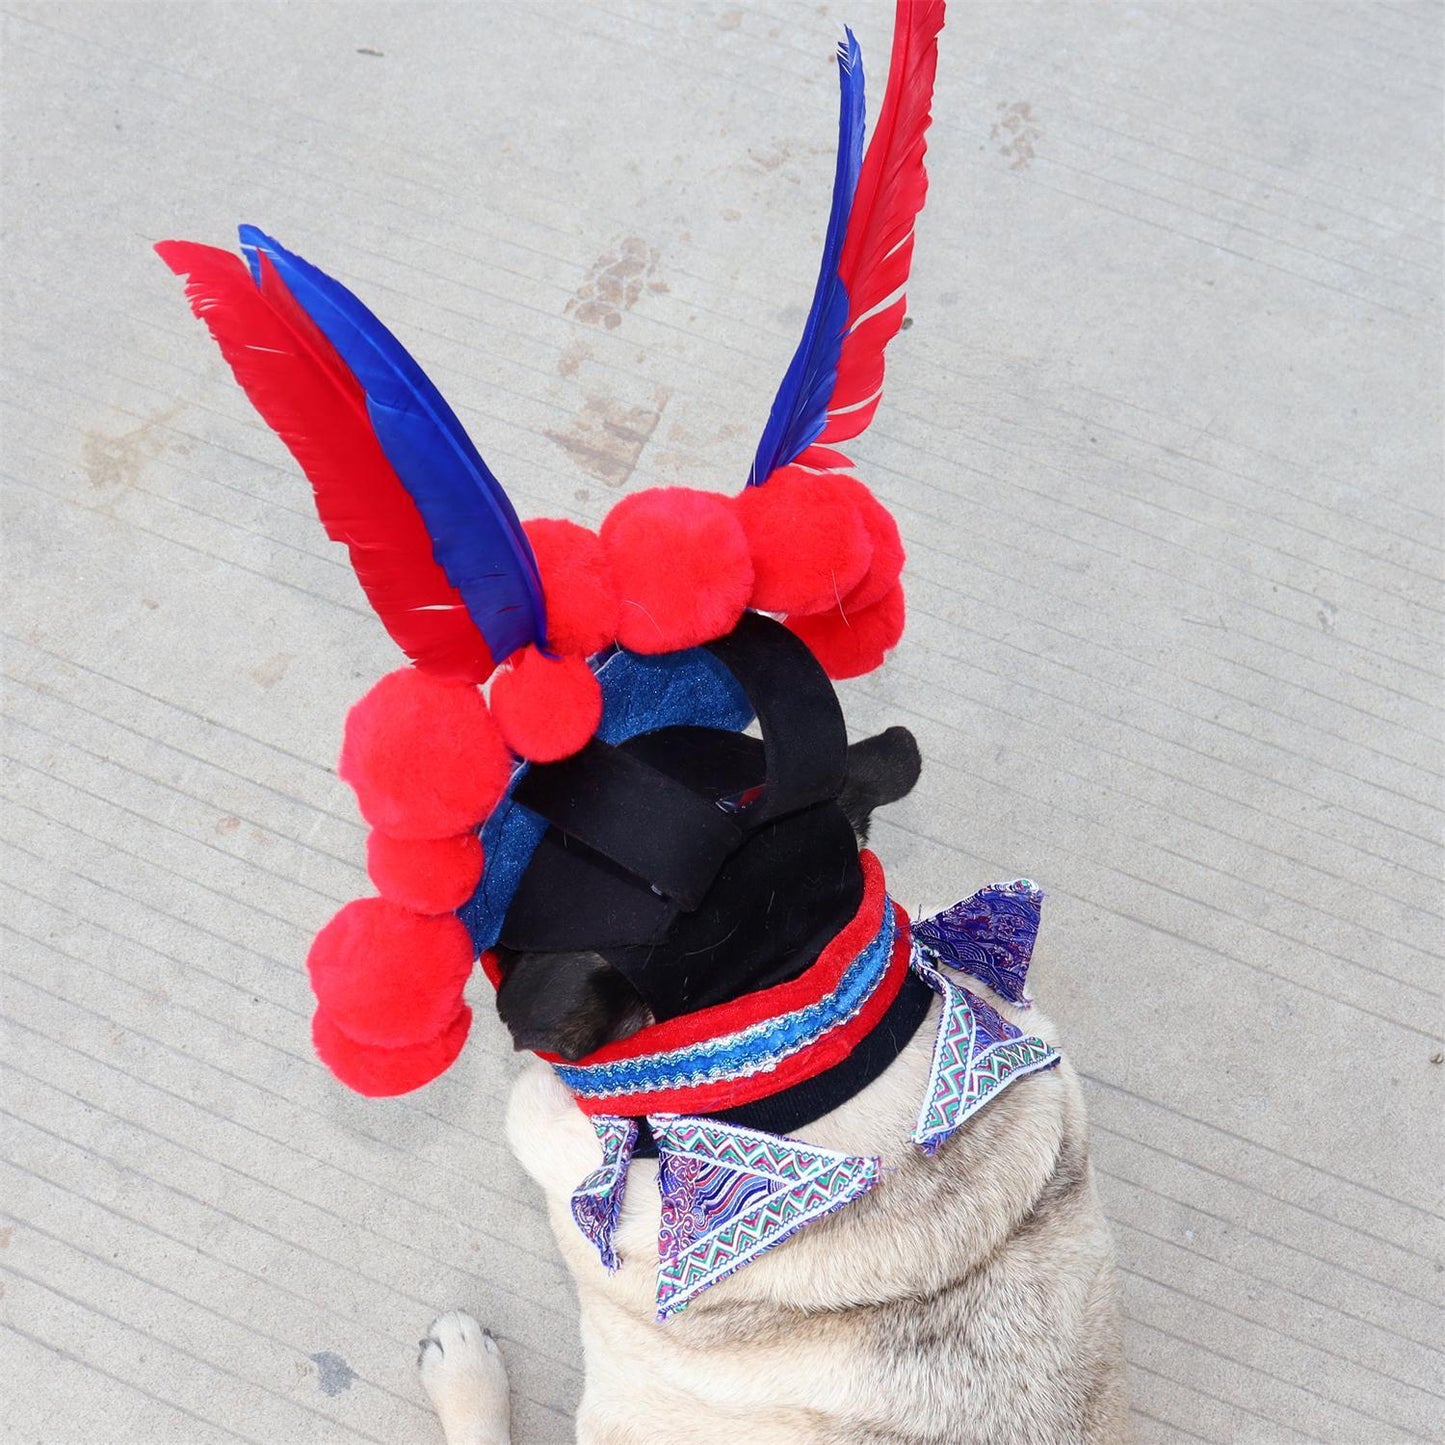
[419,1311,511,1445]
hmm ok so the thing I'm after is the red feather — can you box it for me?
[791,443,859,473]
[818,0,945,448]
[156,241,494,683]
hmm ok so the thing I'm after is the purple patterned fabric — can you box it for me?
[911,878,1043,1005]
[569,1116,639,1272]
[910,954,1060,1157]
[650,1115,879,1320]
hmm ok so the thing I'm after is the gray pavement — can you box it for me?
[2,2,1441,1441]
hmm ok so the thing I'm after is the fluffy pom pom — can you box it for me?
[339,669,512,840]
[734,468,872,615]
[786,582,906,680]
[489,647,603,763]
[833,478,906,611]
[312,1004,471,1097]
[523,518,620,657]
[365,831,484,915]
[306,898,475,1049]
[601,488,754,653]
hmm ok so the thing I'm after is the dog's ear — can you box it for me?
[495,950,653,1062]
[838,726,921,843]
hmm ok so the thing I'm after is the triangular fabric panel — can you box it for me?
[570,1116,639,1272]
[911,878,1043,1005]
[910,955,1059,1156]
[650,1115,879,1320]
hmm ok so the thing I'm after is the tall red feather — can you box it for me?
[815,0,945,452]
[155,242,494,683]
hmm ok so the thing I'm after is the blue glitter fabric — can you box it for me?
[458,647,755,953]
[911,878,1044,1006]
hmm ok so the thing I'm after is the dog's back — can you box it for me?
[507,992,1127,1444]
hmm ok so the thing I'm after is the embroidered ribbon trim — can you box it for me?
[909,952,1059,1157]
[652,1115,879,1321]
[570,1117,638,1272]
[554,900,896,1101]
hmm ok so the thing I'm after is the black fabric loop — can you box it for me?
[508,614,847,915]
[702,612,848,824]
[512,740,744,911]
[500,612,854,957]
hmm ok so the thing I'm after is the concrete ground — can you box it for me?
[3,1,1441,1441]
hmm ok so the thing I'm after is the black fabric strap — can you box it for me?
[630,966,936,1158]
[510,613,848,912]
[512,740,744,911]
[703,612,848,825]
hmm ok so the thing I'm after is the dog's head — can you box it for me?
[492,616,920,1061]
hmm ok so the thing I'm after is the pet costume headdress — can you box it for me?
[160,0,1057,1317]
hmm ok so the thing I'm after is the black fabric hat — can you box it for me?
[499,612,863,1020]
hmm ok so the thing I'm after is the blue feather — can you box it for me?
[747,32,866,485]
[237,226,547,666]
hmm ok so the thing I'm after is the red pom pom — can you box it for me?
[307,898,475,1048]
[601,488,754,653]
[339,669,511,840]
[833,478,905,611]
[312,1005,471,1097]
[489,647,602,763]
[786,582,906,680]
[365,831,484,914]
[523,518,620,657]
[734,468,872,615]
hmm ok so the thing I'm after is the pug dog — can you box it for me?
[156,4,1128,1438]
[418,725,1128,1445]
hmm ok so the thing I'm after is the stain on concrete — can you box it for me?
[567,237,666,332]
[991,101,1041,170]
[82,403,184,489]
[309,1351,358,1397]
[557,337,591,378]
[250,652,293,689]
[747,144,790,172]
[547,388,669,488]
[0,1225,14,1249]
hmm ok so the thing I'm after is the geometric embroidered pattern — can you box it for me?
[909,951,1059,1157]
[560,876,1063,1316]
[912,878,1043,1005]
[650,1115,879,1320]
[569,1116,638,1272]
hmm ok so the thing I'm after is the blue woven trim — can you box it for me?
[554,901,897,1100]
